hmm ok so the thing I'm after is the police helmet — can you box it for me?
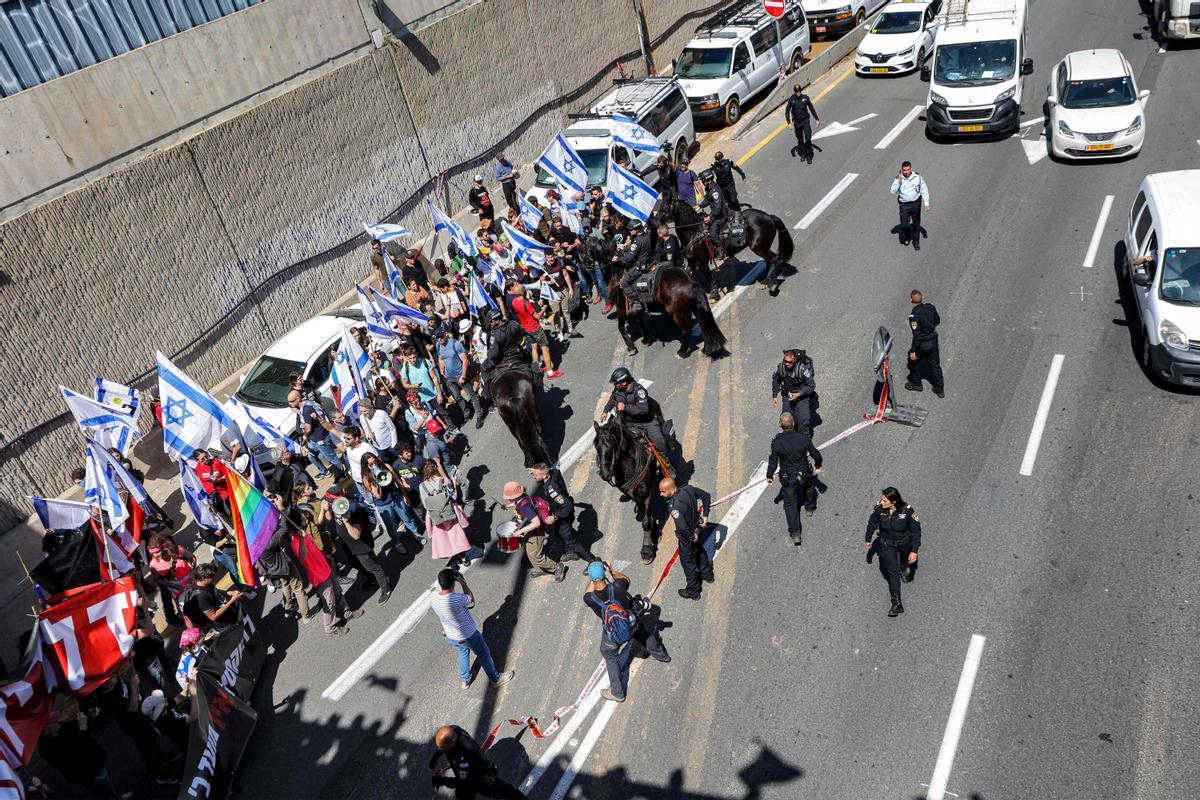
[610,367,634,385]
[629,220,644,232]
[699,169,716,183]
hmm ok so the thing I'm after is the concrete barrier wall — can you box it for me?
[0,0,740,537]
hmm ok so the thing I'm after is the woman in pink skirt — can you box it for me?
[418,460,472,568]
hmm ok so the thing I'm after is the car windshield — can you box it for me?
[1061,76,1136,109]
[234,354,306,408]
[675,47,732,79]
[535,148,608,188]
[1160,248,1200,306]
[872,11,923,34]
[934,40,1017,86]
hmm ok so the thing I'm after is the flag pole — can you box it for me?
[15,550,47,605]
[92,504,116,575]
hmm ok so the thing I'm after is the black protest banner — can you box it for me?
[177,672,258,800]
[195,615,265,701]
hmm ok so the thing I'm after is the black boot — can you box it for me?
[888,593,904,617]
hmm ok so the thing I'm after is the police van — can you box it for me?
[920,0,1033,137]
[526,77,693,204]
[674,0,811,127]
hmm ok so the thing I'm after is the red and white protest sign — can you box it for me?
[0,652,54,768]
[38,576,138,696]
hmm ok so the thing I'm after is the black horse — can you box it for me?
[586,236,727,359]
[671,200,795,294]
[593,414,662,564]
[492,368,552,467]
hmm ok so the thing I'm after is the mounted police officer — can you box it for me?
[482,310,540,393]
[694,170,728,261]
[770,348,819,435]
[864,486,922,617]
[766,413,822,547]
[658,477,713,600]
[601,368,676,479]
[618,219,656,309]
[654,223,682,269]
[710,151,746,210]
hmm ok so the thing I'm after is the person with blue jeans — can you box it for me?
[289,390,346,481]
[360,451,420,552]
[431,569,514,689]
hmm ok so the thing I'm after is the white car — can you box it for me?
[1047,49,1148,161]
[855,0,940,76]
[804,0,889,38]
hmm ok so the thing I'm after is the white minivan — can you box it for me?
[675,1,811,127]
[804,0,889,39]
[526,77,693,204]
[1123,171,1200,387]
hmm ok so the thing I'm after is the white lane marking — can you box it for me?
[874,104,923,149]
[712,261,768,319]
[1082,195,1115,268]
[322,382,653,702]
[927,634,987,800]
[1019,115,1045,129]
[1020,137,1048,165]
[1018,354,1065,476]
[795,173,858,229]
[542,462,770,800]
[811,112,878,140]
[519,677,608,794]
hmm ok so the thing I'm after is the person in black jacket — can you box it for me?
[659,477,713,600]
[321,487,392,605]
[710,151,746,209]
[784,83,821,163]
[770,348,819,435]
[429,724,526,798]
[260,516,312,622]
[766,413,823,546]
[468,175,495,226]
[864,486,922,617]
[529,463,594,562]
[905,289,943,397]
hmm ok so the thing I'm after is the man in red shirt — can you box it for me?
[509,283,561,379]
[193,450,230,517]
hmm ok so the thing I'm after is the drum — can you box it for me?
[495,521,521,554]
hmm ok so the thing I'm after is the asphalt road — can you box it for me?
[52,1,1199,797]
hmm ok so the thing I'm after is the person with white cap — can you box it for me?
[504,480,566,582]
[468,174,495,226]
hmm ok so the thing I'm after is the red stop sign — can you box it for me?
[762,0,785,18]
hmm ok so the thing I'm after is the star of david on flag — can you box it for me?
[61,386,141,455]
[362,220,411,242]
[501,220,547,267]
[611,113,662,155]
[425,200,478,258]
[519,194,545,232]
[605,161,659,223]
[537,133,589,195]
[156,352,236,461]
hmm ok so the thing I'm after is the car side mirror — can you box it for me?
[1137,88,1150,99]
[1132,270,1152,287]
[920,65,931,82]
[671,58,677,72]
[1045,94,1057,106]
[1021,57,1034,75]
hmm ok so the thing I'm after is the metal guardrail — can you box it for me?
[733,11,880,140]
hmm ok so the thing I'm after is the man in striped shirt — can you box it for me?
[432,569,514,689]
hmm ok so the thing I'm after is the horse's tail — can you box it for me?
[506,380,551,467]
[692,285,728,358]
[771,213,794,265]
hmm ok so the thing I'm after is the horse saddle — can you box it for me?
[721,211,747,250]
[490,360,542,393]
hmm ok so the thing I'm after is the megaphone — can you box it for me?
[374,467,394,487]
[331,497,351,516]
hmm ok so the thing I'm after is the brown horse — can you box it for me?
[672,200,795,295]
[491,368,552,467]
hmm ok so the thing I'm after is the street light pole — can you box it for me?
[629,0,656,75]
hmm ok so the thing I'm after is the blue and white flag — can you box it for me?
[558,202,584,235]
[30,497,93,532]
[539,281,561,302]
[467,271,499,316]
[356,285,396,340]
[537,133,589,194]
[88,441,152,511]
[382,249,404,297]
[426,199,478,258]
[478,254,506,289]
[501,220,547,267]
[84,441,129,534]
[156,352,236,461]
[605,161,659,224]
[519,194,546,231]
[225,397,302,457]
[179,459,222,531]
[61,386,141,455]
[362,220,411,243]
[611,113,662,154]
[334,327,371,417]
[369,286,431,327]
[94,378,140,417]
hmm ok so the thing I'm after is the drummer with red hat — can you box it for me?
[504,480,566,582]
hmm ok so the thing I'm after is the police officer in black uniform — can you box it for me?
[765,413,822,546]
[639,154,678,207]
[864,486,921,617]
[601,368,676,478]
[784,83,821,163]
[695,170,727,259]
[618,220,656,303]
[710,151,746,210]
[654,223,682,268]
[483,311,536,393]
[529,462,593,563]
[658,477,713,599]
[904,290,944,397]
[770,348,819,435]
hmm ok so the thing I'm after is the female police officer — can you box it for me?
[864,487,921,617]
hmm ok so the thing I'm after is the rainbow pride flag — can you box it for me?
[217,460,280,587]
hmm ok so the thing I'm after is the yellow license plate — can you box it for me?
[1087,143,1115,151]
[958,124,984,132]
[870,67,889,73]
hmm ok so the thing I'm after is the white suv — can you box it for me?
[856,0,940,76]
[1046,49,1148,161]
[675,1,811,126]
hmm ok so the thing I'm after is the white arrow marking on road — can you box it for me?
[874,104,923,149]
[1020,136,1048,165]
[810,113,878,140]
[1019,115,1045,129]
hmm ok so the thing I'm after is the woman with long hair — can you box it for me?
[418,460,472,569]
[864,486,922,617]
[360,451,420,553]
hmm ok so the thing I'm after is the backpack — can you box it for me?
[599,585,635,645]
[532,495,555,526]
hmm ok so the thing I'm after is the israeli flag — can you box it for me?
[537,133,589,194]
[467,271,499,315]
[519,194,546,231]
[225,397,302,457]
[501,220,547,267]
[334,327,371,417]
[611,113,662,155]
[605,161,659,224]
[94,378,140,417]
[426,199,478,258]
[84,441,129,533]
[558,203,584,235]
[61,386,141,455]
[478,254,506,289]
[179,459,222,531]
[356,285,396,340]
[540,281,561,302]
[382,249,404,298]
[369,286,431,326]
[30,496,93,532]
[156,352,237,461]
[88,441,152,510]
[362,220,411,242]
